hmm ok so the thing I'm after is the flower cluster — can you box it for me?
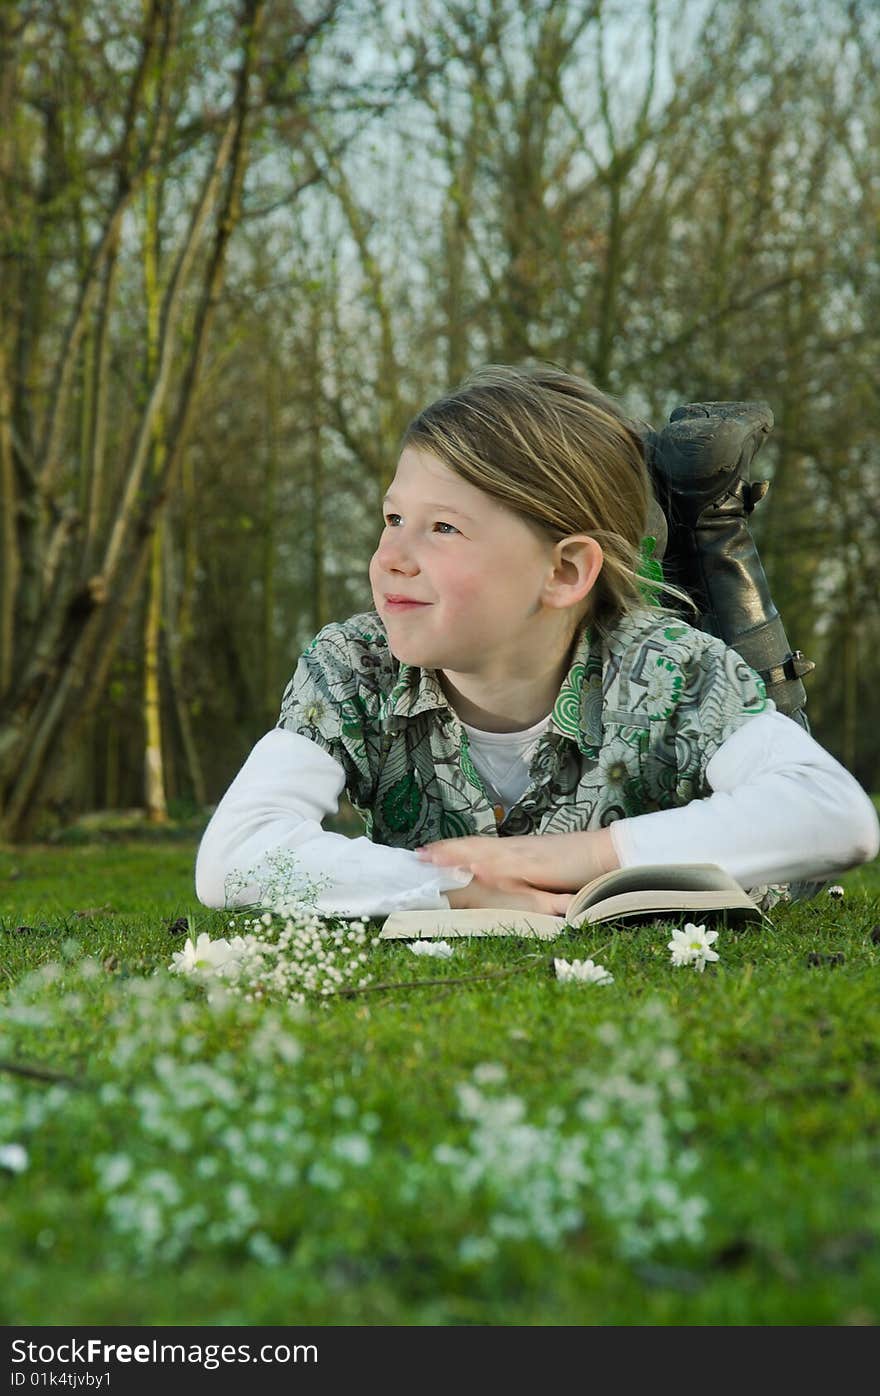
[435,1000,706,1262]
[0,950,377,1268]
[667,923,720,972]
[0,949,709,1278]
[169,911,376,1005]
[221,846,332,917]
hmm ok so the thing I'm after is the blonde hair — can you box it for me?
[399,362,699,639]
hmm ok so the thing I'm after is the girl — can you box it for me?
[195,364,879,918]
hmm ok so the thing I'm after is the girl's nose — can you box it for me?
[374,530,419,575]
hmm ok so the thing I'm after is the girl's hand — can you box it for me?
[416,828,619,895]
[444,876,572,917]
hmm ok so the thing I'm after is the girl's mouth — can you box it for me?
[385,596,430,610]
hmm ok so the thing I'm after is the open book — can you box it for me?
[379,862,763,939]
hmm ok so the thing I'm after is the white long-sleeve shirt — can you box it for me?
[195,709,879,917]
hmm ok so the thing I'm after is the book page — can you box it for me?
[567,862,742,918]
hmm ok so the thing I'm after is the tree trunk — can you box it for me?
[163,509,206,809]
[144,523,168,823]
[263,352,279,727]
[0,0,266,841]
[308,299,327,639]
[142,58,169,826]
[0,339,17,697]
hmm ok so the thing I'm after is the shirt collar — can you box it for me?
[380,622,603,754]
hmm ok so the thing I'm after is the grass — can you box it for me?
[1,823,879,1327]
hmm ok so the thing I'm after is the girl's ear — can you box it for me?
[543,535,604,610]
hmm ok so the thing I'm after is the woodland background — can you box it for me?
[0,0,878,843]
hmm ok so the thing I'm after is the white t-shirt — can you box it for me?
[460,712,553,821]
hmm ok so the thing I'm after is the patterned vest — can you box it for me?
[277,606,770,852]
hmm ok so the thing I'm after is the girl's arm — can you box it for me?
[609,708,879,887]
[417,711,879,896]
[195,729,474,917]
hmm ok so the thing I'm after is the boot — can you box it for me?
[639,400,816,731]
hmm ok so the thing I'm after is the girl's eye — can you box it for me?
[382,514,459,535]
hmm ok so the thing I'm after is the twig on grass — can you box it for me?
[327,959,551,998]
[0,1058,87,1088]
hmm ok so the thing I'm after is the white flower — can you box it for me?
[409,940,454,959]
[0,1143,28,1173]
[667,923,720,972]
[554,957,614,985]
[331,1133,372,1166]
[95,1153,133,1189]
[473,1063,507,1086]
[828,885,845,900]
[169,933,243,976]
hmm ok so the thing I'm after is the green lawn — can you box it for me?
[1,825,879,1326]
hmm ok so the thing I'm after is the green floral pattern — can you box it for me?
[276,605,775,883]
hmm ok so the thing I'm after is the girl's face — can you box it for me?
[369,446,563,675]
